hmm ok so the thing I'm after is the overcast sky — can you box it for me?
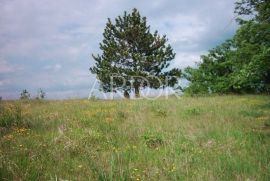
[0,0,238,99]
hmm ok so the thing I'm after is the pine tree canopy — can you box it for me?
[90,8,181,98]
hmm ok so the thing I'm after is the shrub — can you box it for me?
[20,89,30,100]
[143,131,164,148]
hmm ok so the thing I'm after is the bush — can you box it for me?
[143,131,164,148]
[20,89,30,100]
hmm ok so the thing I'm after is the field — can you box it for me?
[0,95,270,180]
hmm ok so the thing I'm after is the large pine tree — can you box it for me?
[90,8,181,98]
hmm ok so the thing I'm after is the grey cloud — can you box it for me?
[0,0,238,99]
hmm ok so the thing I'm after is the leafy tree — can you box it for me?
[20,89,30,100]
[184,40,237,94]
[235,0,270,24]
[230,0,270,93]
[232,21,270,93]
[184,0,270,95]
[90,8,181,98]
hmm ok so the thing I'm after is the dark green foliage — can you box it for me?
[234,0,270,24]
[90,8,181,97]
[184,40,237,94]
[184,0,270,95]
[20,89,30,100]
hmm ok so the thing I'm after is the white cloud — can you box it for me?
[173,51,207,69]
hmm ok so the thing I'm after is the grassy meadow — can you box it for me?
[0,95,270,180]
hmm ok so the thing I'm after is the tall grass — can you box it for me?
[0,95,269,180]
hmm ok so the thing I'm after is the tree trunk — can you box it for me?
[124,90,130,99]
[135,86,140,98]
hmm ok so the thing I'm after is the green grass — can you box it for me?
[0,95,270,180]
